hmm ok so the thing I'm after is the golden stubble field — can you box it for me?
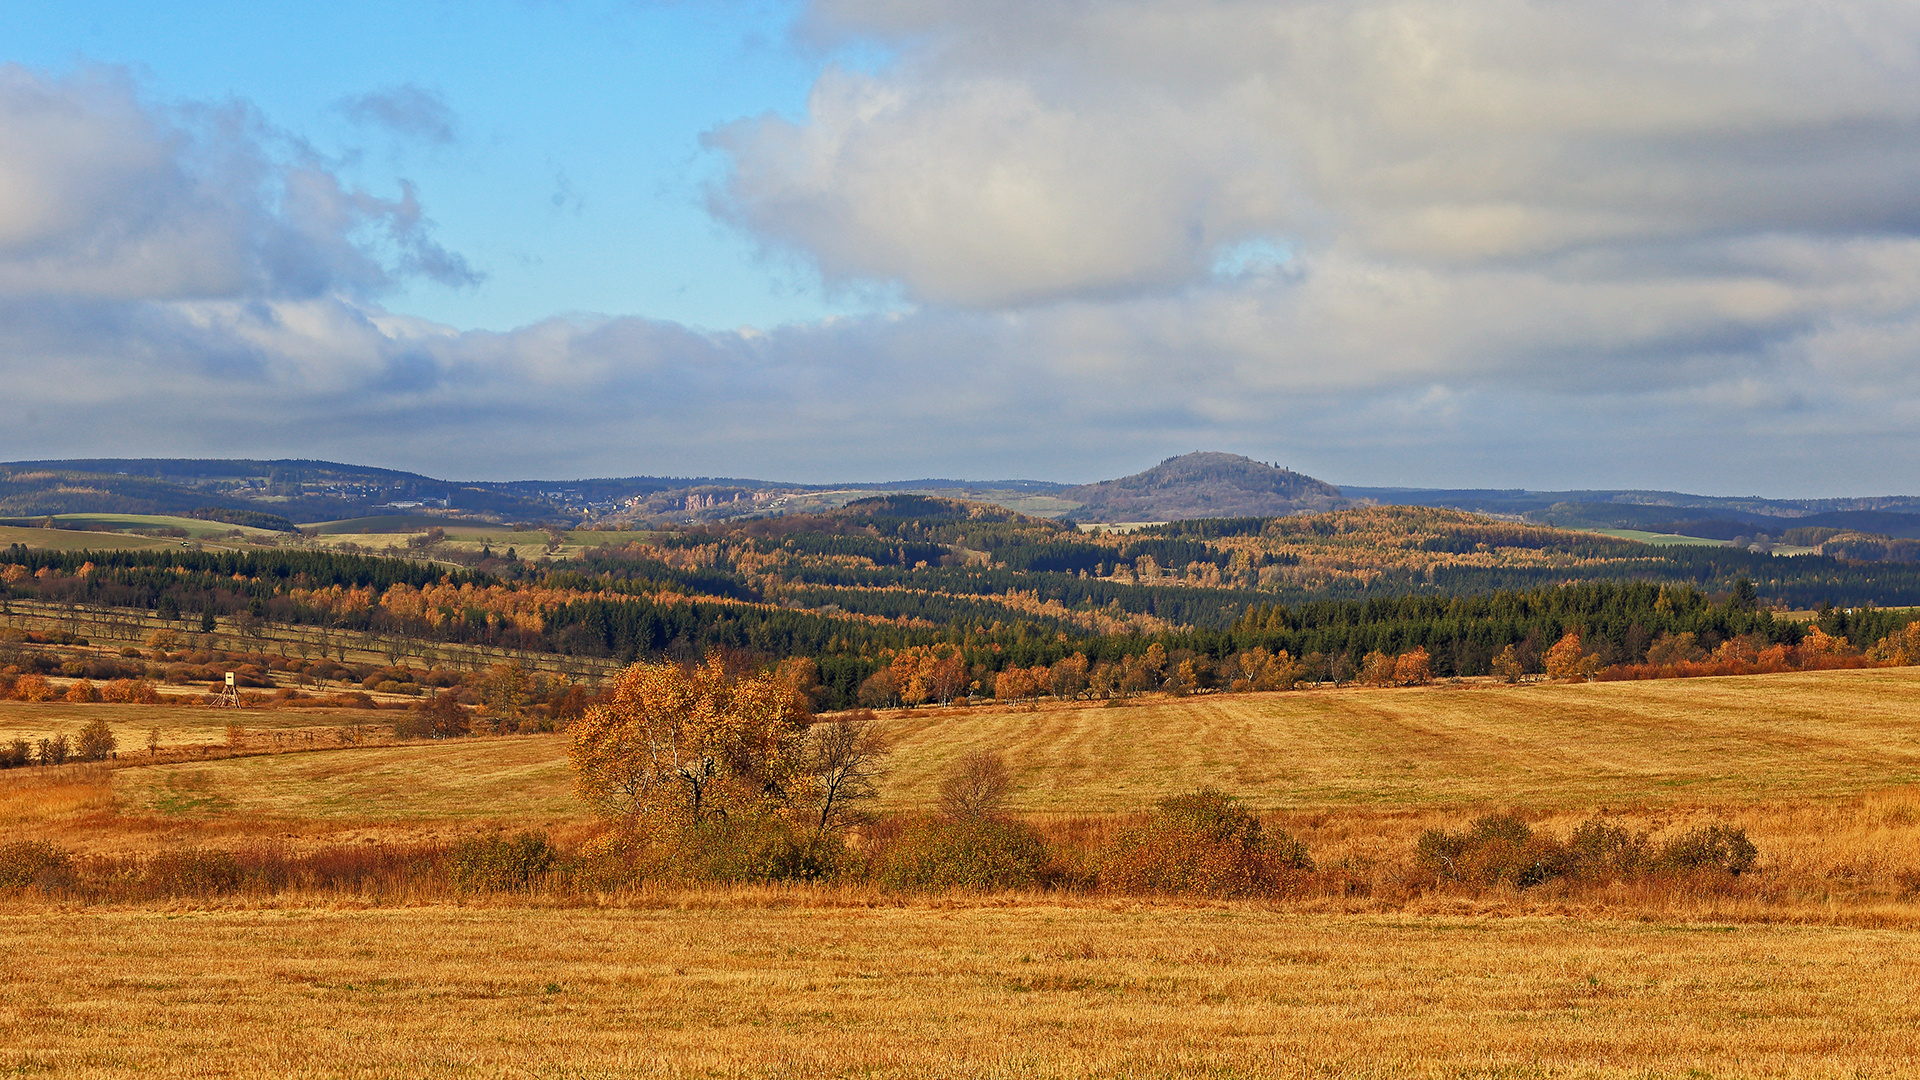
[6,904,1920,1078]
[9,668,1920,1076]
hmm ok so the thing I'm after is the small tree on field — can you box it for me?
[1490,644,1524,683]
[801,711,890,838]
[37,735,70,766]
[569,657,812,837]
[1544,632,1603,681]
[76,718,116,761]
[478,662,531,733]
[939,749,1014,820]
[1394,647,1432,686]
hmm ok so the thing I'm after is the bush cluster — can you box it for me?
[1101,788,1314,898]
[1416,813,1758,889]
[0,840,72,890]
[870,814,1057,891]
[448,832,558,892]
[1,803,1766,904]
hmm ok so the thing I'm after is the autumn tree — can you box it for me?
[992,666,1033,706]
[889,645,967,706]
[477,662,531,733]
[1543,632,1603,681]
[1490,644,1523,683]
[1361,650,1397,687]
[1048,653,1090,701]
[76,718,117,761]
[801,710,890,838]
[939,749,1014,819]
[568,657,812,837]
[1164,658,1202,696]
[857,667,899,709]
[1645,631,1702,667]
[1393,647,1432,686]
[397,691,471,740]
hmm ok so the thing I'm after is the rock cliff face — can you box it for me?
[1061,452,1346,521]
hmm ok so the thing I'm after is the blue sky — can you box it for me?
[4,0,862,332]
[4,1,1920,493]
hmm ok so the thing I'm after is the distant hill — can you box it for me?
[1339,486,1920,524]
[0,459,554,524]
[1060,453,1346,522]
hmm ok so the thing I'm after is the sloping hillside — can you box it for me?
[1060,452,1346,521]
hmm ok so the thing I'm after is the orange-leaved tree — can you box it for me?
[568,657,811,838]
[1543,632,1603,681]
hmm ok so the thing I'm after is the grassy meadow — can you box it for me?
[0,524,180,552]
[9,669,1920,1076]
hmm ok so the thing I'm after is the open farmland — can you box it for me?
[6,904,1920,1079]
[5,667,1915,842]
[0,525,180,552]
[9,669,1920,1077]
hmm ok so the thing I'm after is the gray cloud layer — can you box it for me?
[9,4,1920,492]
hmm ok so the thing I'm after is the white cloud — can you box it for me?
[6,9,1920,497]
[0,64,475,302]
[716,0,1920,303]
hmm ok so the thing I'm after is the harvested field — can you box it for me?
[880,667,1920,812]
[4,904,1919,1078]
[9,668,1920,1076]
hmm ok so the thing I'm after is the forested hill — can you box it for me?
[1060,453,1347,521]
[9,496,1920,710]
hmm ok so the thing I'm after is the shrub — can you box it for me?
[1654,824,1758,875]
[939,749,1014,819]
[394,691,470,739]
[873,814,1055,892]
[1416,812,1567,889]
[0,840,71,890]
[36,735,70,766]
[0,738,30,769]
[15,673,54,701]
[145,848,244,897]
[448,831,558,892]
[1565,818,1648,880]
[1101,788,1314,898]
[675,815,846,883]
[75,718,117,761]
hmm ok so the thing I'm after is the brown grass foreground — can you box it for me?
[4,902,1919,1078]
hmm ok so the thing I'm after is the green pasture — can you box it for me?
[0,525,179,552]
[0,514,285,541]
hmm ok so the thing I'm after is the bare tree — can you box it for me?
[803,711,890,837]
[938,749,1014,820]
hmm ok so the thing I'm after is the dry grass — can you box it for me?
[11,668,1920,1076]
[0,701,351,746]
[112,736,578,825]
[877,668,1920,812]
[4,903,1920,1078]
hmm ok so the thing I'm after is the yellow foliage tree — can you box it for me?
[1361,650,1397,687]
[1543,632,1602,681]
[1872,621,1920,665]
[1490,644,1523,683]
[568,657,811,837]
[1393,647,1432,686]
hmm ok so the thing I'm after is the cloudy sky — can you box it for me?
[4,0,1919,494]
